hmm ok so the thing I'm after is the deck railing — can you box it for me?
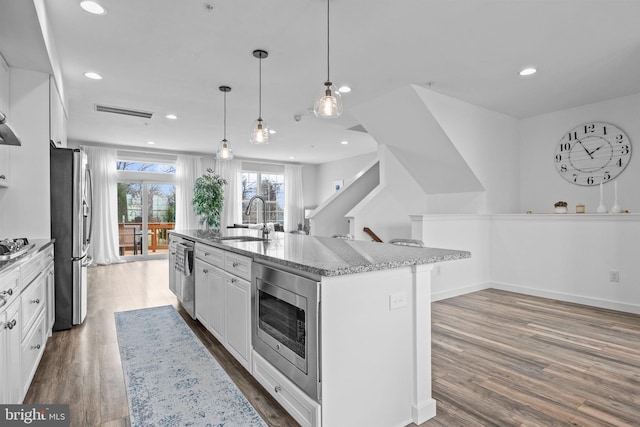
[118,222,175,254]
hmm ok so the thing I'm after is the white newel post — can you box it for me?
[412,264,437,423]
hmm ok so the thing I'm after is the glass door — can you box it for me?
[117,181,175,259]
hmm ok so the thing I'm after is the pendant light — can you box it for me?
[313,0,342,118]
[250,49,270,144]
[217,86,234,160]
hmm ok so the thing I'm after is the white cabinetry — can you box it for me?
[194,243,252,371]
[195,257,225,342]
[253,351,321,427]
[4,299,21,403]
[0,244,54,404]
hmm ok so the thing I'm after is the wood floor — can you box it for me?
[24,260,640,427]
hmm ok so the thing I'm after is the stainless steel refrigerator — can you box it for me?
[50,145,93,331]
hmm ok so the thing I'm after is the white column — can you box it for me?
[411,263,437,423]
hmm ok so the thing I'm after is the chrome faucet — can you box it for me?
[245,195,270,240]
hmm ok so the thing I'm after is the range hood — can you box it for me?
[0,110,22,146]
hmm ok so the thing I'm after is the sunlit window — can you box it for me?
[241,171,284,225]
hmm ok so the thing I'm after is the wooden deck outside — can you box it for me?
[118,222,173,256]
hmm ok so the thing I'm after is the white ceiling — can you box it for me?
[2,0,640,164]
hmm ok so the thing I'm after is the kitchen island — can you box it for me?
[170,229,469,427]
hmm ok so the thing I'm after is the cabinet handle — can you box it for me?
[32,299,40,304]
[274,385,282,393]
[203,269,209,274]
[232,262,239,268]
[31,344,41,350]
[230,277,237,284]
[0,175,5,180]
[49,271,54,276]
[1,288,13,296]
[204,252,210,256]
[6,319,17,330]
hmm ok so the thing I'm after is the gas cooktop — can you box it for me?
[0,238,35,260]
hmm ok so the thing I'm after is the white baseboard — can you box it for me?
[431,281,640,315]
[490,281,640,315]
[431,282,491,302]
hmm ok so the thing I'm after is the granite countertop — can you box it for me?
[0,239,54,275]
[171,229,470,277]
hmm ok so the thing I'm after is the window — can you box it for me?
[241,171,285,225]
[116,156,176,258]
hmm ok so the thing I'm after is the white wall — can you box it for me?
[0,68,51,239]
[411,215,491,301]
[313,152,377,206]
[414,86,520,214]
[519,94,640,214]
[491,214,640,314]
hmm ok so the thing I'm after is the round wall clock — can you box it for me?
[554,122,632,186]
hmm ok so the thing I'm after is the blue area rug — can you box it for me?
[114,305,267,427]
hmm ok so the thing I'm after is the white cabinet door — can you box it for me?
[224,272,251,370]
[45,261,55,333]
[0,310,6,403]
[5,299,21,403]
[195,259,225,342]
[194,259,210,326]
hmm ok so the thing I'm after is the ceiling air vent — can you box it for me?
[95,104,154,119]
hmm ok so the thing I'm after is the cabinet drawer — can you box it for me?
[252,351,320,427]
[195,243,224,268]
[0,266,20,303]
[43,245,54,266]
[21,311,46,399]
[21,272,46,336]
[224,252,252,281]
[20,250,46,288]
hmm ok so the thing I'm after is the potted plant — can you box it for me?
[193,168,227,229]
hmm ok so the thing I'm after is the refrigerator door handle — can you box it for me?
[82,256,93,267]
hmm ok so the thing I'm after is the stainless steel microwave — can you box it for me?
[252,262,321,401]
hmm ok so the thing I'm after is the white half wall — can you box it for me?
[491,214,640,314]
[411,215,491,301]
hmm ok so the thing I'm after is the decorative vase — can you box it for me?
[554,207,567,214]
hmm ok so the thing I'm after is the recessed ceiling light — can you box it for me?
[338,85,351,93]
[165,114,178,120]
[519,67,537,76]
[340,140,349,145]
[80,1,106,15]
[147,141,155,145]
[84,72,102,80]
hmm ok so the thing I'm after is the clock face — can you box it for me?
[554,122,632,186]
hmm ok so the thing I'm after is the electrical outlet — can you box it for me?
[609,271,620,282]
[389,292,407,310]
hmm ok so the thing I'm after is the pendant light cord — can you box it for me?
[326,0,331,82]
[258,56,262,120]
[223,91,227,140]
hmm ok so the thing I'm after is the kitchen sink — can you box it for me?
[219,235,267,242]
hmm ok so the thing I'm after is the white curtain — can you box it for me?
[214,158,242,228]
[83,146,122,265]
[175,155,202,230]
[284,165,304,232]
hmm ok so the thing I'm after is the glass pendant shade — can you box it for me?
[217,85,233,160]
[217,139,233,160]
[250,118,270,144]
[313,81,343,118]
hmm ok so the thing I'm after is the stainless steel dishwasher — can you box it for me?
[174,237,195,319]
